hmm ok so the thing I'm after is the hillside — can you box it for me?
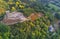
[0,0,60,39]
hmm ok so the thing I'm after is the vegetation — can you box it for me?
[55,12,60,19]
[0,23,10,39]
[0,0,60,39]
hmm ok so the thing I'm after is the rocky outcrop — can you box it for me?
[1,11,44,25]
[1,11,28,25]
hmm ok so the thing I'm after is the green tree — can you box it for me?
[0,23,10,39]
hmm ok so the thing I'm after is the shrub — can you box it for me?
[9,16,50,39]
[0,8,6,21]
[0,0,9,10]
[23,8,35,16]
[0,23,10,39]
[55,13,60,19]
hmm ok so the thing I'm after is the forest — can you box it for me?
[0,0,60,39]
